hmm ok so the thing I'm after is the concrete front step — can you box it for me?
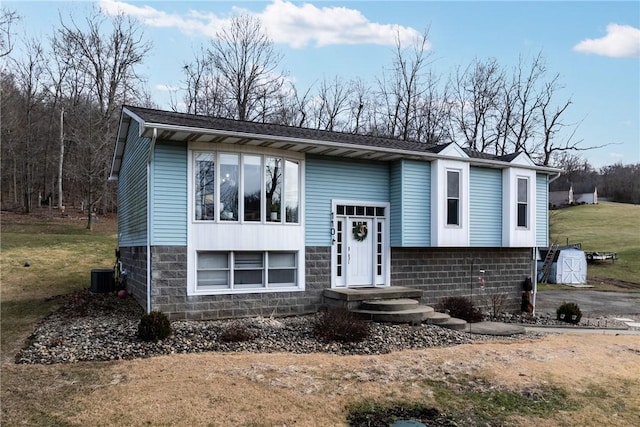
[439,317,467,330]
[324,287,423,303]
[351,306,435,324]
[360,298,425,312]
[423,311,452,325]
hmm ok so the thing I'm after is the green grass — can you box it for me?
[549,202,640,285]
[346,380,574,426]
[1,213,116,358]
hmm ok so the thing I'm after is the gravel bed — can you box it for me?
[16,290,551,365]
[497,312,632,329]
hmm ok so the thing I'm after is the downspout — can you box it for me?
[548,171,561,184]
[532,247,538,316]
[146,128,158,313]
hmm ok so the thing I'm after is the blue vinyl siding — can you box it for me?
[117,120,149,247]
[305,155,390,246]
[390,162,402,246]
[151,142,188,245]
[397,160,430,246]
[469,167,502,247]
[536,173,549,246]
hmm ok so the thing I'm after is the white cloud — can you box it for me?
[609,152,624,159]
[99,0,225,38]
[574,23,640,58]
[98,0,422,49]
[259,0,422,48]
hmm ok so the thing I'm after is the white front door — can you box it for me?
[332,201,389,288]
[346,218,374,286]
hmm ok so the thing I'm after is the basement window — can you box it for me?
[196,251,297,291]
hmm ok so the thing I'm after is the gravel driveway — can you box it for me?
[535,290,640,317]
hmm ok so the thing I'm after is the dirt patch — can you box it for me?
[589,276,640,291]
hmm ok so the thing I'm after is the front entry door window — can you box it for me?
[333,203,388,288]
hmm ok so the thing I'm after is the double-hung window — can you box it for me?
[446,170,461,226]
[517,177,528,228]
[193,151,300,224]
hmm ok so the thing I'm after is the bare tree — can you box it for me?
[0,7,19,57]
[7,37,48,213]
[376,30,434,141]
[208,14,286,121]
[537,76,588,166]
[311,75,352,131]
[449,58,505,152]
[345,78,372,134]
[55,10,151,228]
[177,46,227,116]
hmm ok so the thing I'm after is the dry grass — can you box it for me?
[2,336,639,426]
[2,210,640,426]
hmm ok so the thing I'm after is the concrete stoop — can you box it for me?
[323,287,467,329]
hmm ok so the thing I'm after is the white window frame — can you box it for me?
[446,169,461,227]
[517,176,529,229]
[195,251,298,292]
[187,143,305,296]
[191,150,301,225]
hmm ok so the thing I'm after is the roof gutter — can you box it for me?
[145,127,157,314]
[548,171,562,183]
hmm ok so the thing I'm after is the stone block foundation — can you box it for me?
[119,245,533,320]
[391,247,533,313]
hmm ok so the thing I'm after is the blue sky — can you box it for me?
[7,0,640,168]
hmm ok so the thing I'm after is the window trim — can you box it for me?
[516,176,529,229]
[446,169,461,227]
[195,251,298,292]
[191,150,301,225]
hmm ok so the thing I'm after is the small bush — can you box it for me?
[219,321,255,342]
[137,311,171,341]
[312,308,370,343]
[556,302,582,324]
[436,296,483,323]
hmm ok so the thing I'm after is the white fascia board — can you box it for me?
[138,120,563,174]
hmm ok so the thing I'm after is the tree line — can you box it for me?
[1,7,635,229]
[551,154,640,204]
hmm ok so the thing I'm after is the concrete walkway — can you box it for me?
[524,326,640,335]
[465,321,526,336]
[461,291,640,337]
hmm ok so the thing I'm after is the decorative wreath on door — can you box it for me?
[353,223,368,241]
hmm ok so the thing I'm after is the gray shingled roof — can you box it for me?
[125,105,442,155]
[110,105,559,179]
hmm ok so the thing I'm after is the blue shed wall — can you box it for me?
[469,167,502,247]
[151,142,188,245]
[305,155,390,246]
[117,120,149,247]
[536,173,549,246]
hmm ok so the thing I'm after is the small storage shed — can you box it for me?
[538,247,588,285]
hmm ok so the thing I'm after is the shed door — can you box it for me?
[560,254,585,284]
